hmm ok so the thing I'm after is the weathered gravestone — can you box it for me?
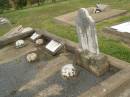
[76,8,99,54]
[75,8,109,76]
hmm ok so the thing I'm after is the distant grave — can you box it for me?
[0,17,12,34]
[103,22,130,44]
[0,17,11,25]
[54,4,127,26]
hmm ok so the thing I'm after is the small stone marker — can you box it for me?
[45,40,63,55]
[76,8,99,55]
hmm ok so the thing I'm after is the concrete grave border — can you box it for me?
[37,29,130,97]
[0,27,34,48]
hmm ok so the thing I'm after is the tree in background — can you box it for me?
[9,0,17,9]
[27,0,32,7]
[0,0,60,13]
[0,0,9,13]
[17,0,27,9]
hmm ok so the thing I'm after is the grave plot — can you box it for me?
[103,22,130,45]
[0,28,130,97]
[54,4,127,26]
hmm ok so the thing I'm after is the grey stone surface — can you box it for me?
[0,54,116,97]
[76,8,99,54]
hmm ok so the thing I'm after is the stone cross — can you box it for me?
[76,8,99,55]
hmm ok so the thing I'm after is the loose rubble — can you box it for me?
[35,39,44,46]
[15,40,25,48]
[26,53,38,62]
[61,64,78,79]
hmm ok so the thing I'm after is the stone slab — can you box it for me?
[54,8,127,26]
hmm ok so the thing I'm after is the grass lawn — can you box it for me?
[1,0,130,62]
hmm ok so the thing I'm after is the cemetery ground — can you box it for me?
[0,0,130,97]
[1,0,130,63]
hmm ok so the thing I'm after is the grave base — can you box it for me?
[75,49,109,76]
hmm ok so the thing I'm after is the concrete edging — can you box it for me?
[37,29,130,97]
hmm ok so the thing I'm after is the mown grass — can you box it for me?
[1,0,130,62]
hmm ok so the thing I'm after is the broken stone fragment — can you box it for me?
[21,27,33,33]
[35,39,44,46]
[30,32,41,41]
[61,64,78,79]
[26,53,38,62]
[15,40,25,48]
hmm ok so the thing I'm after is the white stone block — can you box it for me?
[111,22,130,33]
[30,32,40,41]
